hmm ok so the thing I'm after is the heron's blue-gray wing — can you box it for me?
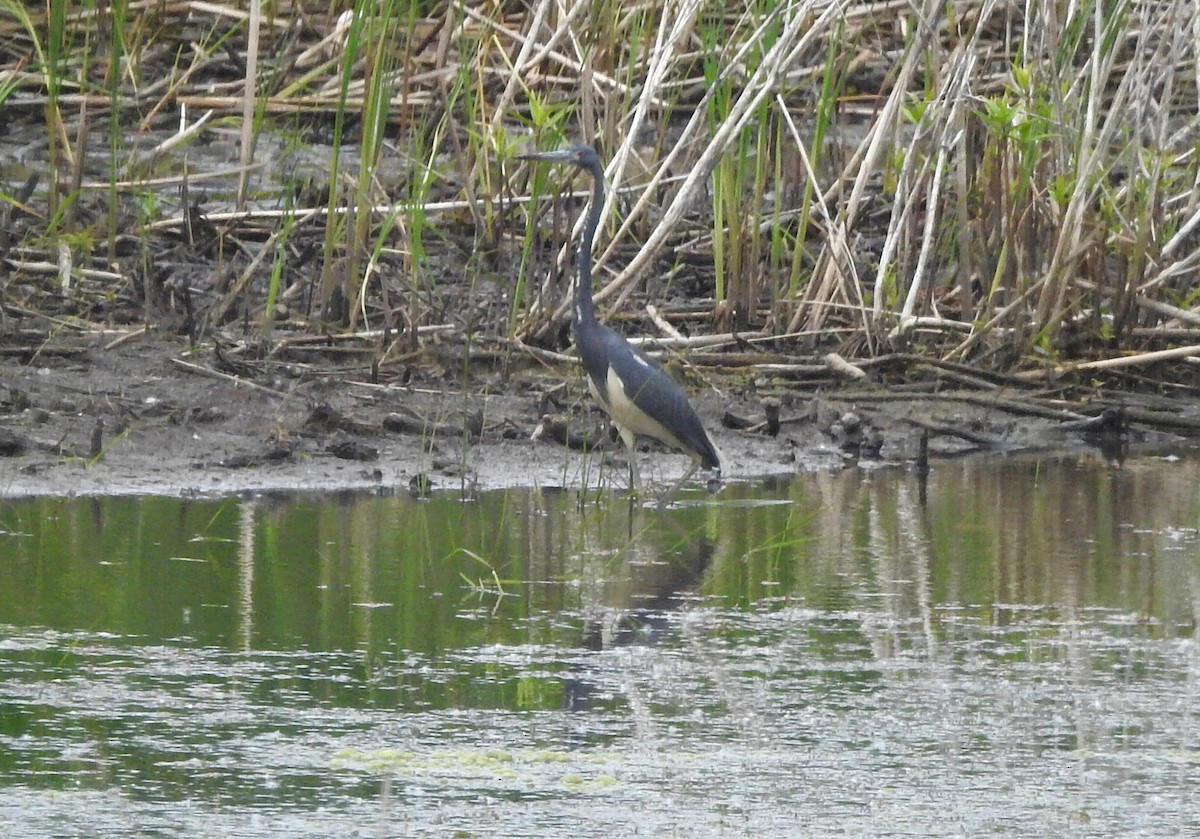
[602,332,720,470]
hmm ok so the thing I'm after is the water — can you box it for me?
[1,450,1198,837]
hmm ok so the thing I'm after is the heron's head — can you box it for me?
[516,145,599,170]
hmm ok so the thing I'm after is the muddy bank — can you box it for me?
[3,331,1194,500]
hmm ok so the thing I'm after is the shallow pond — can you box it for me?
[2,450,1199,837]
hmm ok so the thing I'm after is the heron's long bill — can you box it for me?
[516,149,580,162]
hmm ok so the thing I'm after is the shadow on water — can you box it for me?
[1,449,1199,836]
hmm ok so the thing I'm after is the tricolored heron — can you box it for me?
[517,145,721,501]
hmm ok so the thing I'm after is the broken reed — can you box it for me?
[1,0,1198,367]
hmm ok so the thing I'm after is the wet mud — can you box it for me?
[2,332,1187,499]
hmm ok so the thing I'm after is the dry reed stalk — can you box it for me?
[629,331,771,351]
[1016,344,1200,382]
[78,165,253,191]
[603,0,704,225]
[487,0,556,133]
[236,0,262,209]
[5,0,1199,371]
[888,47,978,338]
[791,0,940,340]
[458,2,636,101]
[645,303,685,341]
[775,91,858,334]
[6,259,122,283]
[1132,297,1200,328]
[534,0,852,336]
[512,0,706,329]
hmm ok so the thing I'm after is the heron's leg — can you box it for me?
[618,427,640,494]
[657,458,700,509]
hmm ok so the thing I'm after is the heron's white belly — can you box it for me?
[590,365,685,451]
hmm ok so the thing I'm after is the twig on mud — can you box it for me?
[646,304,684,341]
[510,340,577,368]
[627,331,767,351]
[1015,344,1200,381]
[265,324,457,358]
[1134,296,1200,327]
[103,326,149,351]
[833,390,1089,423]
[822,352,867,380]
[129,109,215,175]
[208,206,322,327]
[856,353,1039,391]
[1115,407,1200,433]
[79,165,260,192]
[170,357,288,398]
[382,407,481,440]
[346,380,460,397]
[910,362,1005,391]
[5,258,122,284]
[702,359,830,376]
[904,416,1011,449]
[138,189,580,234]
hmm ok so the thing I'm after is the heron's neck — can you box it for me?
[575,159,605,328]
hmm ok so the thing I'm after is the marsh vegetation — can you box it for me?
[3,0,1200,485]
